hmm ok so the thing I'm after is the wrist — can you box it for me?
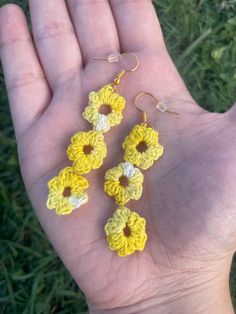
[88,266,233,314]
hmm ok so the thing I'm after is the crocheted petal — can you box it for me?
[47,176,61,191]
[139,153,154,170]
[94,146,107,160]
[89,153,104,169]
[47,191,62,209]
[93,146,106,159]
[58,167,72,177]
[99,85,114,104]
[52,195,72,215]
[117,239,136,256]
[115,187,130,205]
[125,183,143,201]
[122,161,136,178]
[60,169,76,187]
[94,114,110,132]
[67,142,85,160]
[109,93,126,110]
[133,169,144,182]
[71,176,89,193]
[129,182,143,199]
[144,144,164,162]
[117,247,129,257]
[88,131,101,145]
[104,179,120,195]
[124,148,141,166]
[96,143,107,155]
[105,217,125,236]
[131,125,146,142]
[152,144,164,159]
[128,214,147,251]
[76,176,89,189]
[64,170,89,190]
[70,131,82,143]
[63,169,87,191]
[68,192,88,209]
[68,150,85,164]
[82,130,92,141]
[116,207,132,224]
[143,128,158,144]
[119,244,135,257]
[82,105,99,124]
[134,227,148,250]
[107,111,123,127]
[109,230,127,245]
[92,137,107,154]
[122,134,133,150]
[105,165,123,180]
[122,126,144,150]
[106,183,126,206]
[89,91,101,107]
[73,155,91,174]
[107,234,128,253]
[55,203,73,215]
[129,212,144,228]
[123,187,134,203]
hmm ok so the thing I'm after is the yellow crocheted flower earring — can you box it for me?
[104,92,178,256]
[46,52,139,216]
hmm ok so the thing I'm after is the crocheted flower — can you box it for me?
[104,161,143,205]
[105,207,147,257]
[67,130,107,174]
[122,124,164,170]
[82,84,125,132]
[47,167,89,215]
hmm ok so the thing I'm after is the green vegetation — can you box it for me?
[1,0,236,313]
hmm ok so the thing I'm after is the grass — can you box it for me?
[0,0,236,313]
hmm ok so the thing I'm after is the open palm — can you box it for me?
[1,1,236,313]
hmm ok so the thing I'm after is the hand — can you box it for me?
[1,1,235,313]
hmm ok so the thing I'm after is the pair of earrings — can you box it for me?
[46,52,172,257]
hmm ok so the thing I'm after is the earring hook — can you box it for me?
[134,92,179,124]
[93,51,139,72]
[93,52,139,88]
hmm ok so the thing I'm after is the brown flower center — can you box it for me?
[119,175,129,187]
[123,224,131,237]
[99,104,112,115]
[83,145,94,155]
[136,141,148,153]
[63,186,71,197]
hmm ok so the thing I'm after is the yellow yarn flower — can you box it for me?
[105,207,147,257]
[67,130,107,174]
[123,124,164,170]
[104,161,143,205]
[82,84,125,132]
[47,167,89,215]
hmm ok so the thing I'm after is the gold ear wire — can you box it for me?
[134,92,179,124]
[93,52,139,72]
[93,52,139,87]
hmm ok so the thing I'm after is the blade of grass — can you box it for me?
[177,28,212,65]
[0,261,16,314]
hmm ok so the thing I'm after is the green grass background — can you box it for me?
[1,0,236,313]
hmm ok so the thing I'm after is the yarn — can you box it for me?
[104,161,143,205]
[83,84,125,132]
[47,167,89,215]
[105,206,147,257]
[67,130,107,174]
[104,124,164,256]
[123,124,164,170]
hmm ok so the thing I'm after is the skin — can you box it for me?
[0,1,236,313]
